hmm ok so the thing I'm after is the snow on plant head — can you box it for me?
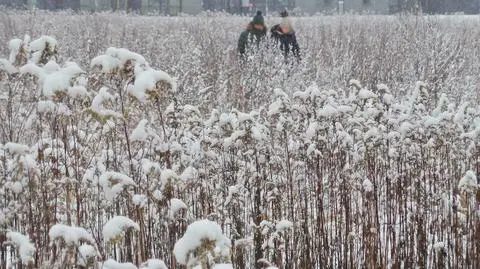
[363,178,374,193]
[358,88,377,100]
[4,142,30,155]
[67,85,89,99]
[30,35,57,53]
[89,87,122,118]
[131,119,151,142]
[8,35,30,65]
[130,68,175,102]
[106,47,146,65]
[98,172,136,202]
[6,231,35,264]
[133,194,148,208]
[29,35,57,64]
[0,58,18,74]
[173,219,231,266]
[43,62,85,99]
[101,259,138,269]
[160,169,180,185]
[275,220,293,232]
[19,62,45,80]
[77,244,97,267]
[348,79,362,89]
[140,259,168,269]
[103,216,140,243]
[90,54,121,73]
[458,170,477,193]
[169,198,188,218]
[44,60,60,73]
[8,38,23,62]
[91,47,146,73]
[49,224,95,246]
[432,241,446,253]
[180,166,197,181]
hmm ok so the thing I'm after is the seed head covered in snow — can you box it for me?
[432,241,445,252]
[67,85,89,99]
[91,47,146,73]
[131,119,150,142]
[317,103,339,118]
[49,224,95,246]
[19,62,45,79]
[0,58,18,74]
[91,54,121,73]
[5,142,30,155]
[169,198,188,218]
[37,100,57,113]
[180,166,197,181]
[348,79,362,89]
[358,89,377,100]
[43,62,84,98]
[30,35,57,52]
[102,259,138,269]
[90,87,122,118]
[173,219,231,265]
[133,194,148,208]
[8,38,23,62]
[140,259,168,269]
[160,169,179,184]
[275,220,293,232]
[99,172,135,201]
[458,170,477,193]
[363,179,374,193]
[129,69,174,102]
[103,216,140,243]
[106,47,146,65]
[6,231,35,264]
[77,244,97,267]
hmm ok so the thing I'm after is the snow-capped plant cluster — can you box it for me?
[0,12,479,269]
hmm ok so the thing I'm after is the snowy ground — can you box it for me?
[0,11,479,269]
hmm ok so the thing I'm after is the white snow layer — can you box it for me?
[0,58,18,74]
[103,216,140,243]
[42,62,84,98]
[77,244,97,266]
[8,38,23,63]
[90,87,122,118]
[458,170,477,192]
[140,259,168,269]
[98,171,135,201]
[173,219,231,265]
[5,142,30,155]
[49,224,95,245]
[275,220,293,232]
[102,259,138,269]
[212,264,233,269]
[6,231,35,264]
[30,35,57,52]
[169,198,188,218]
[131,119,150,142]
[363,179,374,192]
[129,68,174,102]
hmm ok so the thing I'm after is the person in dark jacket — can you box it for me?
[270,10,300,62]
[237,11,267,56]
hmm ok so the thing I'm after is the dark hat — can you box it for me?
[280,10,288,17]
[252,10,264,25]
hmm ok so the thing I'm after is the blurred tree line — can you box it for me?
[0,0,478,15]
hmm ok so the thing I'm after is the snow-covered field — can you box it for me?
[0,11,479,268]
